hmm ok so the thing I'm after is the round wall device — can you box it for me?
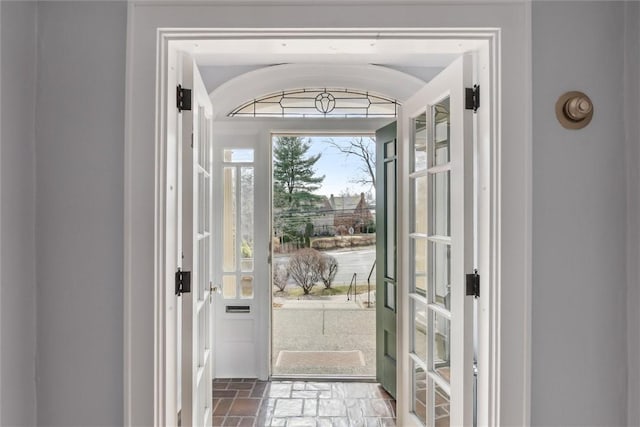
[556,91,593,130]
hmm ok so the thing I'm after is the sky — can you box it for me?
[288,136,375,199]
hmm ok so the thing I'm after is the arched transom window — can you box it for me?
[229,88,399,118]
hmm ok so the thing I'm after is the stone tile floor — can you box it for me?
[213,379,396,426]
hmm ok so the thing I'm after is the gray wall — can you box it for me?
[0,2,37,426]
[624,2,640,426]
[35,2,126,426]
[532,2,628,426]
[0,1,637,426]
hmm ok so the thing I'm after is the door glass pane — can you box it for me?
[198,172,205,234]
[384,329,397,360]
[202,117,211,173]
[413,238,427,295]
[431,310,451,383]
[433,380,451,427]
[430,242,451,310]
[197,107,204,165]
[240,167,254,272]
[198,239,206,300]
[385,281,395,311]
[414,175,428,234]
[222,275,236,299]
[223,167,236,272]
[385,141,396,158]
[224,148,254,163]
[431,171,450,237]
[411,299,428,362]
[430,97,450,167]
[204,175,211,233]
[385,161,396,279]
[412,359,428,425]
[413,112,428,171]
[198,304,206,365]
[240,275,254,299]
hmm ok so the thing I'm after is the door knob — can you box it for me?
[209,283,221,303]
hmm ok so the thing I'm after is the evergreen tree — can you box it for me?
[273,136,325,208]
[272,137,325,245]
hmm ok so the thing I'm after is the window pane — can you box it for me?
[385,141,396,158]
[253,102,283,116]
[198,172,205,234]
[430,310,451,383]
[433,380,451,427]
[230,88,398,118]
[198,304,207,364]
[204,175,211,233]
[222,275,236,299]
[430,97,450,167]
[385,161,396,279]
[197,106,206,166]
[431,171,450,237]
[202,116,211,173]
[414,175,428,234]
[198,239,206,300]
[385,281,395,311]
[224,149,254,163]
[411,299,428,363]
[241,167,254,272]
[223,167,236,272]
[412,360,428,426]
[240,275,254,299]
[413,237,427,295]
[429,242,451,310]
[413,112,428,171]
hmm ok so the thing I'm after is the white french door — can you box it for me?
[400,55,474,427]
[180,54,214,427]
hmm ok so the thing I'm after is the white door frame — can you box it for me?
[124,4,532,427]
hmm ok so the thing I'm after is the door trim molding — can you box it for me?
[124,5,532,426]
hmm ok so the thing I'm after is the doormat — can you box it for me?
[275,350,365,368]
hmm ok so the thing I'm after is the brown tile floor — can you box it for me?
[213,379,396,426]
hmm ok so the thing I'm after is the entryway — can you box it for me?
[203,51,475,426]
[270,134,378,378]
[184,48,479,426]
[212,379,396,426]
[127,24,527,427]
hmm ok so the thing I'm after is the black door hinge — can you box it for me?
[177,85,192,112]
[466,269,480,298]
[465,85,480,113]
[175,267,191,296]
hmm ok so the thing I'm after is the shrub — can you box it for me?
[288,248,322,294]
[318,254,338,289]
[272,262,289,292]
[241,240,253,258]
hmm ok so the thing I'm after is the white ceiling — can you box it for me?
[177,38,480,67]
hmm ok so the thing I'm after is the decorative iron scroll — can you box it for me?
[229,88,399,118]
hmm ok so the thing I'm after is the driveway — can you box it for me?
[273,245,376,287]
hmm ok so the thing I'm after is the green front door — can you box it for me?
[376,121,397,398]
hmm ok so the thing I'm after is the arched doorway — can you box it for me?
[205,63,425,382]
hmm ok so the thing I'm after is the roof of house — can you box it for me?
[329,194,365,211]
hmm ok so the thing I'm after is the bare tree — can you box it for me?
[326,137,376,188]
[318,254,339,289]
[288,248,322,295]
[272,262,289,292]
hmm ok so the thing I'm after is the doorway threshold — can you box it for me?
[270,375,377,383]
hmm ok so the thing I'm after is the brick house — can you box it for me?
[329,193,374,234]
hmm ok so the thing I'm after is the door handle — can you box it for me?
[210,282,221,303]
